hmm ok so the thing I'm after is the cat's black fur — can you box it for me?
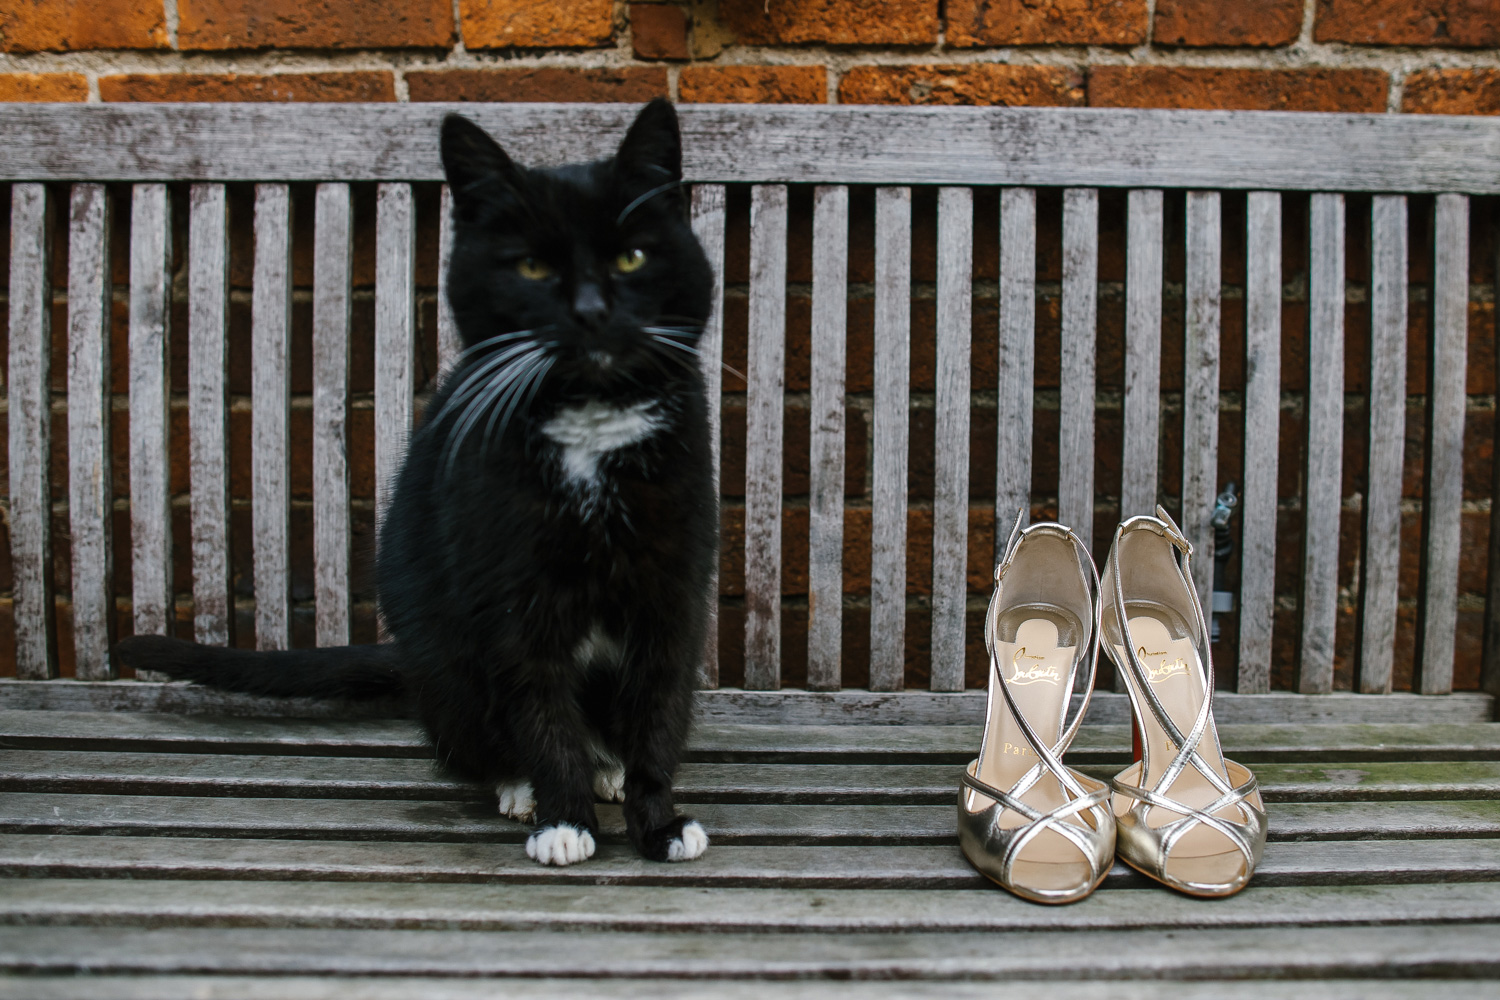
[117,100,718,864]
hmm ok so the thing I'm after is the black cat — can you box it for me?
[117,99,718,867]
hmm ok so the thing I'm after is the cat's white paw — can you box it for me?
[526,823,596,866]
[496,779,536,823]
[593,765,626,803]
[666,820,709,862]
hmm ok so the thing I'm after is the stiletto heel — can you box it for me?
[957,513,1115,904]
[1101,507,1267,897]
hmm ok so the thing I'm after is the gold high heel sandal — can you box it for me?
[1101,508,1267,897]
[957,515,1115,905]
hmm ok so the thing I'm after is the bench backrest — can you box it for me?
[4,103,1498,697]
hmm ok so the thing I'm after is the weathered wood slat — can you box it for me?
[66,183,116,680]
[1299,192,1346,695]
[930,187,973,692]
[995,187,1036,543]
[1058,188,1098,547]
[311,183,353,648]
[0,796,935,845]
[696,688,1499,727]
[689,183,727,690]
[4,792,1494,846]
[0,711,427,757]
[1418,193,1470,696]
[435,184,462,375]
[251,184,293,651]
[4,922,1498,980]
[807,184,848,692]
[1181,190,1221,613]
[1121,189,1163,523]
[870,186,913,693]
[0,797,932,845]
[1,834,1496,890]
[7,750,1495,804]
[7,184,57,679]
[7,879,1497,937]
[6,712,1500,764]
[1360,195,1409,694]
[374,183,416,534]
[0,975,1474,1000]
[1238,191,1281,694]
[1,680,1492,725]
[5,105,1500,193]
[126,184,174,672]
[743,184,788,690]
[187,184,233,648]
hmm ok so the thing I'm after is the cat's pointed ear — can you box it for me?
[441,115,522,205]
[615,98,682,182]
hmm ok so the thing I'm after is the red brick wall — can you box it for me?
[2,1,1499,113]
[1,1,1497,690]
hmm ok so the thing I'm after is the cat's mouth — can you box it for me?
[586,349,616,371]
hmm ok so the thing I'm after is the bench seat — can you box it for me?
[1,705,1498,994]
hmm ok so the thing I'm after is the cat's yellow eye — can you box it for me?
[614,248,647,274]
[517,257,552,280]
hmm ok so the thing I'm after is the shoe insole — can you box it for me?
[968,614,1096,882]
[1112,614,1260,865]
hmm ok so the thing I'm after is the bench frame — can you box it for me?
[3,103,1498,711]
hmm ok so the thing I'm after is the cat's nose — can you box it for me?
[572,281,609,331]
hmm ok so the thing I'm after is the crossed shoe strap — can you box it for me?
[1109,768,1262,876]
[961,767,1112,882]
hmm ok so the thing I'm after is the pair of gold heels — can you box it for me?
[958,508,1267,904]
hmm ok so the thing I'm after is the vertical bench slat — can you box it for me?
[930,187,973,693]
[1239,191,1282,694]
[1122,190,1164,522]
[1182,191,1222,617]
[870,186,912,693]
[375,183,416,531]
[1059,188,1098,548]
[996,188,1036,544]
[437,184,462,376]
[1359,194,1408,694]
[7,184,57,678]
[1418,193,1469,696]
[188,184,232,648]
[1120,189,1163,692]
[807,184,848,692]
[1299,192,1346,694]
[744,184,787,690]
[67,183,115,679]
[690,184,727,690]
[127,184,174,676]
[312,183,352,648]
[251,184,293,651]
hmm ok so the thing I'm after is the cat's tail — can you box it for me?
[114,636,406,700]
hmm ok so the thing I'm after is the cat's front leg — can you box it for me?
[612,675,708,863]
[500,682,601,866]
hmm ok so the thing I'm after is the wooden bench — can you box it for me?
[0,102,1498,994]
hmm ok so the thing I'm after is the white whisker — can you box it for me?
[442,348,541,478]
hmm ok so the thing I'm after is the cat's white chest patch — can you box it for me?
[542,399,662,487]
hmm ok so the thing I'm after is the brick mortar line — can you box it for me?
[1298,0,1317,48]
[162,0,179,51]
